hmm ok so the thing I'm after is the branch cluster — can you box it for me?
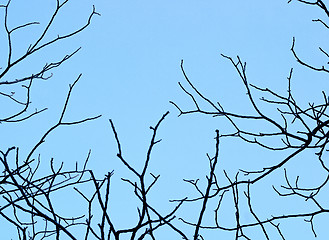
[168,0,329,238]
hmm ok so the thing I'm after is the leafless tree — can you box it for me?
[2,0,328,239]
[169,0,329,239]
[0,1,190,239]
[0,1,101,239]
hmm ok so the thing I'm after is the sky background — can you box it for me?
[1,0,329,239]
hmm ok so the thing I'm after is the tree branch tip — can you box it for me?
[92,5,101,15]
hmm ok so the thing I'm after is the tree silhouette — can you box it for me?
[1,0,328,239]
[0,1,101,239]
[171,0,329,239]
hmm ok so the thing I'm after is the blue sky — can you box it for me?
[1,0,329,239]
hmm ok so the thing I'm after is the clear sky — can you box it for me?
[1,0,328,239]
